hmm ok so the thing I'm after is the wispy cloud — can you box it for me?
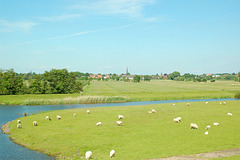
[0,19,38,33]
[48,24,132,40]
[71,0,155,18]
[36,14,81,22]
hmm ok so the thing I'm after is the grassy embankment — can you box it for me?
[0,80,239,105]
[8,100,240,159]
[83,80,240,101]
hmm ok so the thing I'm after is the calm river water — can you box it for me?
[0,98,239,160]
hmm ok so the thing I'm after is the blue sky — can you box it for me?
[0,0,239,75]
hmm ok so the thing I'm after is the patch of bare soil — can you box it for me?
[149,148,240,160]
[1,122,10,134]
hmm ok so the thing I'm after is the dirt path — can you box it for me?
[149,148,240,160]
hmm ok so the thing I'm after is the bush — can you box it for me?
[211,80,215,82]
[235,91,240,99]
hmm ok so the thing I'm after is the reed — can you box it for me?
[23,96,128,105]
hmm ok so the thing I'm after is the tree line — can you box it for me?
[0,69,86,95]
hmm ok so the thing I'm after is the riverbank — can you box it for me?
[6,100,240,159]
[0,80,239,105]
[1,122,10,134]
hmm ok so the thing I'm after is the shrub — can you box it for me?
[211,79,215,82]
[235,91,240,99]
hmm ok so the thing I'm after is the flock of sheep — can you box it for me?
[173,101,231,136]
[16,101,232,159]
[16,109,121,159]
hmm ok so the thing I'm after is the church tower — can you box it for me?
[126,67,128,75]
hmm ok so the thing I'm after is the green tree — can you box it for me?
[0,69,23,95]
[29,75,42,94]
[133,75,141,83]
[143,75,152,81]
[168,71,180,80]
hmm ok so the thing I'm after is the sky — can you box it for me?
[0,0,239,75]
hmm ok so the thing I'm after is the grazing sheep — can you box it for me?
[174,117,181,123]
[85,151,92,160]
[206,125,211,130]
[118,115,124,120]
[17,124,21,129]
[17,120,21,124]
[205,131,209,135]
[148,111,152,114]
[33,121,38,126]
[45,116,50,120]
[116,121,123,126]
[173,118,180,123]
[220,102,222,105]
[187,103,190,106]
[190,123,198,129]
[206,102,208,104]
[110,150,115,158]
[56,115,62,120]
[172,103,175,106]
[96,122,102,126]
[213,122,219,126]
[73,113,76,117]
[177,117,181,122]
[23,113,27,116]
[227,113,232,116]
[223,102,226,105]
[151,109,156,113]
[87,110,90,114]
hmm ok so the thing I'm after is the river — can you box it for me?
[0,98,238,160]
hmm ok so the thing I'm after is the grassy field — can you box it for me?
[83,80,240,101]
[0,80,239,105]
[8,100,240,160]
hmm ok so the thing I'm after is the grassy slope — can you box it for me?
[9,100,240,160]
[83,80,240,101]
[0,80,239,105]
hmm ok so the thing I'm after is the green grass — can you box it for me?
[1,80,239,105]
[9,100,240,159]
[83,80,240,101]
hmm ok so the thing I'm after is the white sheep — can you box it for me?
[206,125,211,130]
[206,102,208,104]
[33,121,38,126]
[17,120,21,124]
[110,150,115,158]
[87,110,90,114]
[174,117,181,123]
[173,118,180,123]
[220,102,222,105]
[85,151,92,160]
[148,111,152,114]
[56,115,62,120]
[45,116,50,120]
[177,117,181,122]
[213,122,219,126]
[223,102,226,105]
[172,103,175,106]
[116,121,123,126]
[187,103,190,106]
[118,115,124,120]
[73,113,76,117]
[205,131,209,135]
[227,113,232,116]
[190,123,198,129]
[151,109,156,113]
[96,122,102,126]
[17,124,21,129]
